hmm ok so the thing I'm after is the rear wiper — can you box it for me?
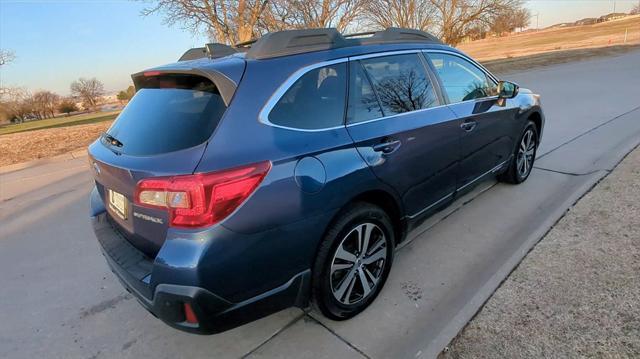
[102,132,124,147]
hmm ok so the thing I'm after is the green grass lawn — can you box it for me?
[0,111,120,135]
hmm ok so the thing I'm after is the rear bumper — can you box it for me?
[91,212,310,334]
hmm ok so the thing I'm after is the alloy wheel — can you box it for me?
[517,128,536,178]
[330,223,387,305]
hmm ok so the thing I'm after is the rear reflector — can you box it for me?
[183,303,198,324]
[135,161,271,228]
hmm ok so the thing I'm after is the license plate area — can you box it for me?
[108,189,128,220]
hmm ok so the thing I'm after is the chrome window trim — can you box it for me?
[258,58,349,133]
[345,103,451,128]
[258,49,430,132]
[257,48,500,132]
[349,49,423,61]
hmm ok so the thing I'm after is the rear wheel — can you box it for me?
[499,121,538,184]
[312,203,394,320]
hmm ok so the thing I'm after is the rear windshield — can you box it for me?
[104,76,226,156]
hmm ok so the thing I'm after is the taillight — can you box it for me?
[135,161,271,228]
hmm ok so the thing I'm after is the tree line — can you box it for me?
[0,77,111,123]
[142,0,531,45]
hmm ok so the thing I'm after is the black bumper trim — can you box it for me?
[91,212,311,334]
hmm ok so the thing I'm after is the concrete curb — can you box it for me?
[0,149,88,175]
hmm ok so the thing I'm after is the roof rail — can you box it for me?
[180,28,442,62]
[245,27,441,60]
[360,27,441,45]
[246,28,348,60]
[178,43,237,62]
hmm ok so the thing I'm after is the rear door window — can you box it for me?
[426,53,498,103]
[269,63,347,130]
[105,75,226,156]
[360,54,439,116]
[347,62,384,124]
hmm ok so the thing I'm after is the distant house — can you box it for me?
[547,22,572,29]
[597,13,628,23]
[574,18,598,26]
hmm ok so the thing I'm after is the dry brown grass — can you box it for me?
[442,148,640,358]
[481,44,640,74]
[0,121,112,166]
[458,15,640,61]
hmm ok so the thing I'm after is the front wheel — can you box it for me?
[312,203,394,320]
[499,121,538,184]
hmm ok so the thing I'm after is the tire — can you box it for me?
[312,202,395,320]
[499,120,539,184]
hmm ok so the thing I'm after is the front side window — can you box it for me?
[269,63,347,130]
[426,53,498,103]
[360,54,439,116]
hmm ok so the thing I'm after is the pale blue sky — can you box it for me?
[0,0,637,95]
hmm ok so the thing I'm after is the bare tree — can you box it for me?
[489,7,529,35]
[631,4,640,15]
[70,78,104,111]
[430,0,526,45]
[33,91,61,119]
[0,88,33,123]
[141,0,270,44]
[277,0,366,31]
[0,49,16,66]
[363,0,436,32]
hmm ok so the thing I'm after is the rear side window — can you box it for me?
[106,75,226,156]
[360,54,439,116]
[426,53,498,103]
[269,63,347,130]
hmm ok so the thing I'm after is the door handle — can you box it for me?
[460,120,477,132]
[372,139,402,154]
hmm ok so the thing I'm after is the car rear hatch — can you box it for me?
[89,57,244,257]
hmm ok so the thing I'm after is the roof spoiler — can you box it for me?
[178,43,238,62]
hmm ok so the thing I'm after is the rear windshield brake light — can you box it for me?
[135,161,271,228]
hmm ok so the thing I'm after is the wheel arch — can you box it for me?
[334,189,407,246]
[528,111,543,140]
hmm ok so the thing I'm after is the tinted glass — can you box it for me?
[361,54,439,116]
[269,63,347,129]
[106,85,226,156]
[347,62,384,124]
[426,53,498,103]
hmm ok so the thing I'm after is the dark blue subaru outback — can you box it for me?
[89,28,544,334]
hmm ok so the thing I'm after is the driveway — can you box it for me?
[1,49,639,359]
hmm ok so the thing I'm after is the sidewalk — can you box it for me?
[442,146,640,358]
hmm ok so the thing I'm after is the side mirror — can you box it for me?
[498,81,519,99]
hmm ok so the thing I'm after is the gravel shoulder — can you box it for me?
[442,146,640,358]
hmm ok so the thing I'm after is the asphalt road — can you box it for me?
[1,49,639,359]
